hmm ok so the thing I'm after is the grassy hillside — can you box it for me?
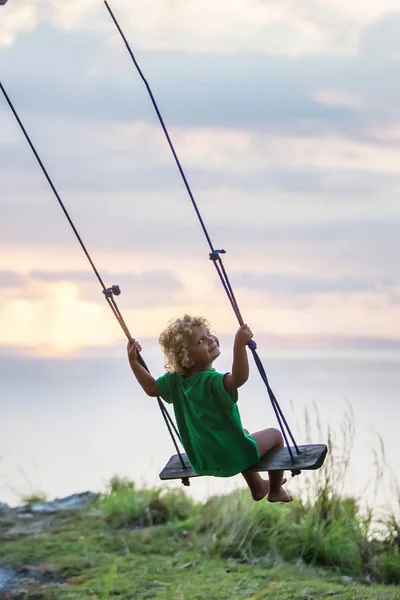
[1,417,399,598]
[0,472,399,599]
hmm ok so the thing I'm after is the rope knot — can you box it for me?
[247,339,257,351]
[103,284,121,298]
[209,249,226,262]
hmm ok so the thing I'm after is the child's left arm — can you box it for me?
[224,324,253,392]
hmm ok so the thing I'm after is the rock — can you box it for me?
[16,492,98,514]
[0,566,17,591]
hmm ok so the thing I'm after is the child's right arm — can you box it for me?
[127,340,158,397]
[224,324,253,392]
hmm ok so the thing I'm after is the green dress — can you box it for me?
[156,369,260,477]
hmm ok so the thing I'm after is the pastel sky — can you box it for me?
[1,0,400,358]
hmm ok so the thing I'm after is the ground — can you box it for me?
[0,498,399,599]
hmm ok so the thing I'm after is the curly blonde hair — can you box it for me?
[158,314,210,374]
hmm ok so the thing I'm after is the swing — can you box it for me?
[160,445,328,486]
[1,0,328,489]
[103,2,328,484]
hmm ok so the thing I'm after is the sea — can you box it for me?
[1,343,399,514]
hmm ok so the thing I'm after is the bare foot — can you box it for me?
[252,477,287,501]
[267,486,293,503]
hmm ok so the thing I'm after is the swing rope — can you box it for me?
[104,0,300,463]
[0,80,187,471]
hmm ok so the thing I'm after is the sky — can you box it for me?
[0,1,400,505]
[0,0,400,356]
[1,0,400,358]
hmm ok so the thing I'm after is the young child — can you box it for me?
[127,314,292,503]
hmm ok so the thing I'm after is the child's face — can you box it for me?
[186,324,220,369]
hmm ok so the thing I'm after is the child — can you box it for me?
[127,314,292,503]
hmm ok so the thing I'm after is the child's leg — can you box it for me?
[242,427,292,503]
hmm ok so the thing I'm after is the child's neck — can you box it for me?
[184,361,214,376]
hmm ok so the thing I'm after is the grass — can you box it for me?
[0,508,399,599]
[20,493,48,504]
[98,476,196,528]
[0,412,399,598]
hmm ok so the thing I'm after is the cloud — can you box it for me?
[314,90,367,110]
[228,271,400,312]
[0,270,25,287]
[252,331,400,353]
[2,332,400,362]
[3,0,400,57]
[0,1,37,46]
[3,103,400,201]
[232,273,397,295]
[0,40,379,133]
[33,269,184,306]
[0,289,119,354]
[0,272,182,355]
[1,1,400,355]
[0,269,183,306]
[359,13,400,59]
[0,0,99,47]
[1,12,399,138]
[1,255,399,354]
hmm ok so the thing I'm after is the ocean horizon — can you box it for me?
[1,345,399,513]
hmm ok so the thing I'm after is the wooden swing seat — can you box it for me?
[159,443,328,485]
